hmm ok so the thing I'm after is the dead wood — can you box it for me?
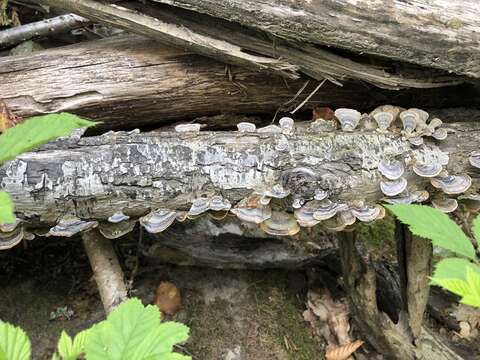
[82,229,128,313]
[150,0,480,79]
[0,13,90,49]
[36,0,472,89]
[0,121,479,229]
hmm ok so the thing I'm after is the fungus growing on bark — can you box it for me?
[431,197,458,213]
[98,220,136,239]
[313,200,348,220]
[108,212,130,223]
[378,159,404,180]
[140,209,177,233]
[48,216,98,237]
[380,177,408,197]
[370,105,401,132]
[260,211,300,236]
[209,195,231,212]
[334,108,361,131]
[412,163,443,178]
[383,190,430,204]
[279,117,295,134]
[350,202,383,222]
[430,174,472,195]
[237,122,256,133]
[469,151,480,169]
[257,124,282,133]
[174,123,201,132]
[188,198,210,216]
[0,226,24,250]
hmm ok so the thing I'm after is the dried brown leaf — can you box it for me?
[325,340,364,360]
[0,101,22,133]
[313,106,334,121]
[154,281,182,317]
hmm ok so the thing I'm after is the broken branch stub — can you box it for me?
[0,107,479,249]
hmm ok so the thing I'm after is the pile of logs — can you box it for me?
[1,0,479,359]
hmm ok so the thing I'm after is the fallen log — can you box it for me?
[150,0,480,79]
[35,0,469,89]
[0,34,479,129]
[0,118,478,247]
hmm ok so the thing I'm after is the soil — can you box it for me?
[0,239,325,360]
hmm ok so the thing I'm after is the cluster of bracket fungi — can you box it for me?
[1,105,479,250]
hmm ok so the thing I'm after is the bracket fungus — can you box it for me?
[174,123,201,132]
[48,216,98,237]
[378,159,405,180]
[140,209,177,233]
[279,117,295,135]
[412,163,443,178]
[351,203,384,222]
[260,211,300,236]
[257,124,282,133]
[0,226,24,250]
[108,212,130,223]
[469,151,480,169]
[237,122,256,133]
[383,190,430,205]
[334,108,361,131]
[431,197,458,213]
[430,174,472,195]
[371,105,401,132]
[380,177,408,197]
[312,200,348,221]
[98,220,136,239]
[231,197,272,224]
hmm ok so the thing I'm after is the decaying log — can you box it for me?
[150,0,480,79]
[0,121,479,233]
[0,13,90,49]
[1,33,479,128]
[82,229,128,313]
[339,231,463,359]
[141,216,337,269]
[36,0,469,89]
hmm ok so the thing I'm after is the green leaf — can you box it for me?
[58,331,73,359]
[58,329,89,360]
[432,260,480,308]
[0,113,96,164]
[431,258,480,283]
[0,319,31,360]
[0,191,15,224]
[84,298,190,360]
[473,215,480,246]
[386,204,475,259]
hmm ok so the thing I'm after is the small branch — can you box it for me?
[82,229,128,313]
[0,13,90,49]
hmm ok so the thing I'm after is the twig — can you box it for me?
[290,79,327,114]
[82,229,128,313]
[0,13,90,49]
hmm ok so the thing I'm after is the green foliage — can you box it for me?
[85,298,190,360]
[0,113,95,165]
[0,320,31,360]
[0,191,14,224]
[385,204,475,259]
[0,298,190,360]
[56,330,89,360]
[388,204,480,308]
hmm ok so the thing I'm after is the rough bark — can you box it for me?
[150,0,480,79]
[35,0,468,89]
[82,229,128,313]
[338,231,463,360]
[1,33,478,129]
[0,13,90,49]
[0,121,478,229]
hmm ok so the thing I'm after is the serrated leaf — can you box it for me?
[473,215,480,246]
[386,204,475,259]
[0,113,96,164]
[0,319,31,360]
[58,331,73,359]
[0,191,15,224]
[84,298,190,360]
[132,322,189,358]
[431,258,480,283]
[432,266,480,308]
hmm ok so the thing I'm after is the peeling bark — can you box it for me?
[150,0,480,79]
[35,0,468,89]
[0,121,478,229]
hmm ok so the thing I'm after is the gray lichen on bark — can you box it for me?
[1,122,475,231]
